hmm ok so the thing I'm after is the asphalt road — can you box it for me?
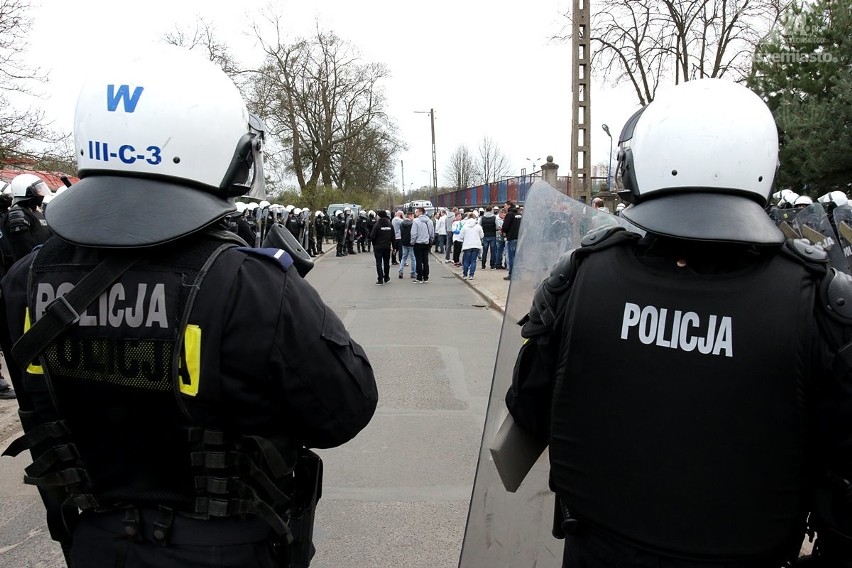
[0,246,503,568]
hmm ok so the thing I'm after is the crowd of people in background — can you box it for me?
[369,200,527,286]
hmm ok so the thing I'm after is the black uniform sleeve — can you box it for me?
[505,332,561,442]
[505,251,578,442]
[274,273,378,448]
[218,254,377,449]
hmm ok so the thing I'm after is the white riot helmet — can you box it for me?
[819,191,848,208]
[47,45,266,248]
[343,207,352,214]
[293,208,302,216]
[11,173,51,205]
[773,188,796,204]
[235,201,247,213]
[794,195,813,207]
[334,210,342,217]
[246,202,258,211]
[315,210,323,217]
[285,204,294,213]
[779,192,799,207]
[618,79,782,245]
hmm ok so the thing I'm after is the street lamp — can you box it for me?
[525,157,541,177]
[414,108,438,207]
[602,124,613,192]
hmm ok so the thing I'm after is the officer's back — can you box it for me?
[506,79,852,566]
[0,46,377,568]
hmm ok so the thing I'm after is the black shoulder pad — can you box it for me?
[522,249,578,337]
[781,238,829,269]
[545,249,577,294]
[582,225,627,247]
[582,225,642,250]
[824,268,852,322]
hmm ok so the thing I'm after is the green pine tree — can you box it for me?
[748,0,851,193]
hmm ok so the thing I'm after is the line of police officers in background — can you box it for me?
[225,202,330,256]
[767,188,852,274]
[225,203,383,259]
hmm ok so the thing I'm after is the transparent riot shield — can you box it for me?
[830,204,852,273]
[771,207,801,240]
[794,202,849,273]
[459,181,642,567]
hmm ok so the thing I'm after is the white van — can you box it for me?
[326,203,362,218]
[403,200,435,217]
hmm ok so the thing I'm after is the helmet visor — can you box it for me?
[30,180,51,198]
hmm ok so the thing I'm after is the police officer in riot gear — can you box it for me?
[334,210,347,257]
[343,207,356,254]
[0,46,377,568]
[2,173,52,266]
[313,211,325,255]
[365,210,376,253]
[355,210,367,253]
[286,208,302,239]
[506,79,852,566]
[224,201,256,245]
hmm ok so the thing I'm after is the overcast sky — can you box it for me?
[26,0,641,191]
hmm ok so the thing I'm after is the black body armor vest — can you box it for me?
[5,233,300,539]
[549,239,819,559]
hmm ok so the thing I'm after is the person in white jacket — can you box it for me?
[459,212,485,280]
[451,212,465,266]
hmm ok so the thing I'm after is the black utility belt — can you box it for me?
[81,507,272,546]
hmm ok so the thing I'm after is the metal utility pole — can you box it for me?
[415,108,438,206]
[571,0,592,201]
[401,159,405,200]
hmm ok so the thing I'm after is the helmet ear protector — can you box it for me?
[615,106,647,205]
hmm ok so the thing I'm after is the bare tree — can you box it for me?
[249,15,399,201]
[163,18,246,85]
[559,0,789,105]
[475,136,512,184]
[444,144,476,190]
[0,0,56,165]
